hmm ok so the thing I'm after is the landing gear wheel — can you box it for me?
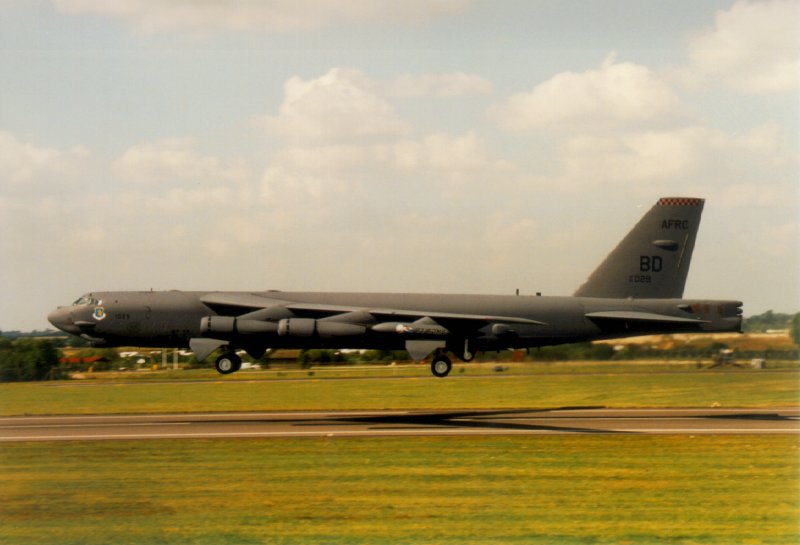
[449,339,476,362]
[461,340,476,362]
[215,352,241,375]
[430,354,452,378]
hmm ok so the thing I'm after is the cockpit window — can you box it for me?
[73,295,98,306]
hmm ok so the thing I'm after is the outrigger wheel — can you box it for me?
[430,353,452,378]
[215,352,242,375]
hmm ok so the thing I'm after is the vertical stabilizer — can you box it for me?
[573,197,704,299]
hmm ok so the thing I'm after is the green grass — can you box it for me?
[64,359,800,382]
[1,436,797,545]
[2,371,798,544]
[1,370,797,416]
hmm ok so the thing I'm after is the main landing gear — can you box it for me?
[430,352,452,378]
[430,340,478,377]
[215,351,242,375]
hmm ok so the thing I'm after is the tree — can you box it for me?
[0,339,62,382]
[791,313,800,347]
[743,310,793,332]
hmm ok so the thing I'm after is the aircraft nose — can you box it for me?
[47,307,81,335]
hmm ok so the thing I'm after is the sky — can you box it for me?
[1,0,798,331]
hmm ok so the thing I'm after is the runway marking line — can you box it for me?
[2,428,797,442]
[0,422,193,429]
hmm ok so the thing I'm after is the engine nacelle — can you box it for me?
[200,316,278,336]
[238,320,279,334]
[318,321,366,338]
[277,318,366,337]
[201,316,235,335]
[201,316,366,338]
[277,318,315,337]
[491,323,514,336]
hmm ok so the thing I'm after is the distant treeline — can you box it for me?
[1,337,797,382]
[0,338,65,382]
[1,329,67,340]
[743,310,796,333]
[520,342,798,363]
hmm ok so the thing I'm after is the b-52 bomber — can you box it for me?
[48,197,742,377]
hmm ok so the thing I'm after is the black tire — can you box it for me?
[430,354,452,378]
[215,352,241,375]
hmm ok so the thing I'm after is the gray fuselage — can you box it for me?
[46,198,744,375]
[48,290,742,355]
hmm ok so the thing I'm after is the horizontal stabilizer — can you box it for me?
[585,311,710,324]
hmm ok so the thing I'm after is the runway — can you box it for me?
[1,408,797,441]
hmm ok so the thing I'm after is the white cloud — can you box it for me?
[394,132,499,173]
[205,216,266,259]
[0,131,89,186]
[260,68,504,184]
[260,69,497,144]
[490,54,686,131]
[714,183,786,208]
[66,225,109,251]
[558,130,699,185]
[53,0,470,34]
[142,186,241,213]
[680,0,800,93]
[113,138,248,185]
[555,124,795,189]
[389,72,494,98]
[260,163,349,209]
[260,131,502,206]
[260,68,411,144]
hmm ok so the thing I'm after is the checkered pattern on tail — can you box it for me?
[656,197,704,207]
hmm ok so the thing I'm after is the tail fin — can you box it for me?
[573,197,704,299]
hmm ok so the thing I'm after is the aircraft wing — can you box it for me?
[200,292,290,311]
[585,310,710,324]
[199,292,546,331]
[194,291,546,363]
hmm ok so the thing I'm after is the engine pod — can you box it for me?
[278,318,316,337]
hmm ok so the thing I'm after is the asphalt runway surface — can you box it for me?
[1,408,798,442]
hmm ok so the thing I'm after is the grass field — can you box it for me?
[64,359,800,382]
[0,369,797,416]
[1,368,798,544]
[1,435,797,545]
